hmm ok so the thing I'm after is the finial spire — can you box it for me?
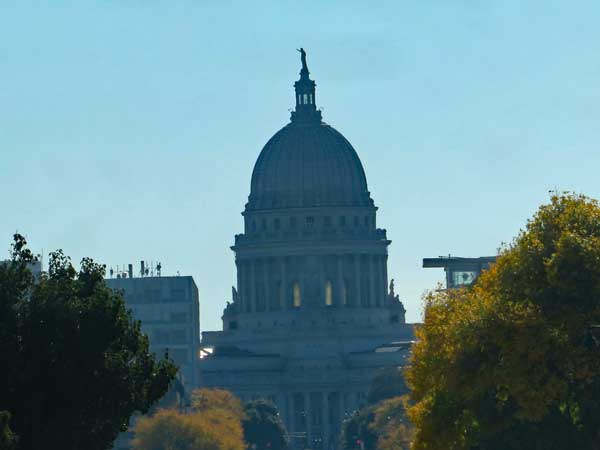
[291,48,322,124]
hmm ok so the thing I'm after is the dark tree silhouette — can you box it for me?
[242,400,288,450]
[0,234,177,450]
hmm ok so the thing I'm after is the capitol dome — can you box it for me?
[247,122,373,210]
[246,53,374,212]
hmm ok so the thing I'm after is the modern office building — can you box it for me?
[422,255,497,289]
[106,266,200,390]
[198,51,414,450]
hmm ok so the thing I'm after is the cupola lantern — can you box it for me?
[291,48,322,123]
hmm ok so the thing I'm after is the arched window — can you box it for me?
[293,281,301,308]
[303,94,308,104]
[325,280,333,306]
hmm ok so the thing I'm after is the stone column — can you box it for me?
[354,254,362,307]
[280,257,287,310]
[288,393,295,434]
[264,258,270,312]
[281,393,294,433]
[299,256,306,310]
[336,255,344,307]
[250,259,256,313]
[238,261,243,312]
[369,255,376,308]
[242,261,250,313]
[319,257,326,307]
[305,392,312,447]
[383,255,389,304]
[235,260,241,310]
[379,255,386,307]
[323,392,330,450]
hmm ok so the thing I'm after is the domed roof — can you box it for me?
[247,122,373,211]
[246,50,373,211]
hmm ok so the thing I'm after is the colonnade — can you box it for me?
[235,254,388,313]
[277,390,359,450]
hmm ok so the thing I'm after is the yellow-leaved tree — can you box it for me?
[132,389,245,450]
[406,194,600,450]
[370,396,413,450]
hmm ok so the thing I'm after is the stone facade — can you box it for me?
[199,53,414,450]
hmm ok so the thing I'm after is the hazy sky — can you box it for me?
[2,1,600,329]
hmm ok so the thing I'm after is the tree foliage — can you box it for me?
[406,194,600,450]
[0,411,17,450]
[341,366,412,450]
[242,400,288,450]
[340,407,377,450]
[0,234,177,450]
[367,367,407,406]
[132,408,245,450]
[191,389,244,419]
[370,397,412,450]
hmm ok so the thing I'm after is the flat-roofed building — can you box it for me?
[422,255,497,289]
[106,272,200,390]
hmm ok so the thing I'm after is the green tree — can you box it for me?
[242,400,288,450]
[0,411,17,450]
[340,407,377,450]
[0,234,177,450]
[406,194,600,450]
[341,367,412,450]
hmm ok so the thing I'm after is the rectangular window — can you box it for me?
[324,216,331,226]
[290,217,297,228]
[170,289,186,302]
[171,329,188,344]
[274,218,281,230]
[306,216,314,228]
[171,312,189,323]
[152,329,170,345]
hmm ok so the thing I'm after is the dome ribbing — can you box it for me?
[247,122,373,210]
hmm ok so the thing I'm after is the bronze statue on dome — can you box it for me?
[297,47,308,72]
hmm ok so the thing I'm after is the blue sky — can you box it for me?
[2,1,600,329]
